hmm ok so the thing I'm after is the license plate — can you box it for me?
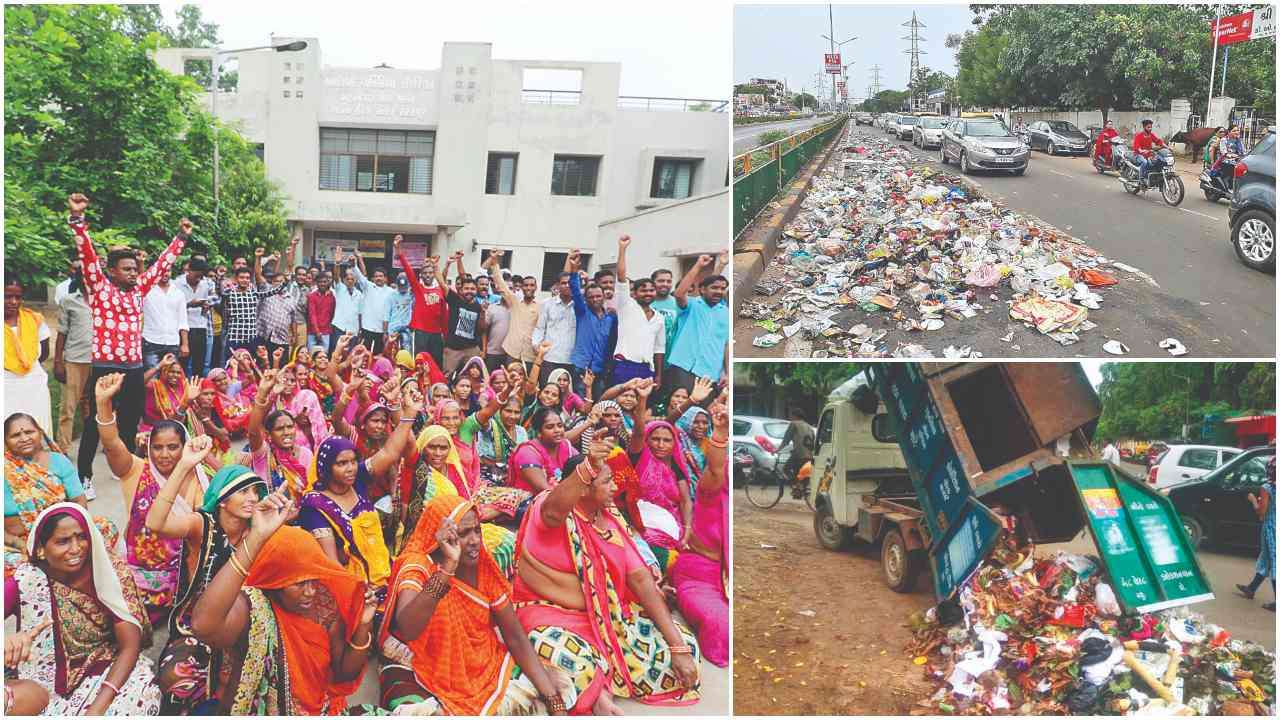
[993,157,1014,164]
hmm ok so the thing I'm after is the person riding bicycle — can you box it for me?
[1132,118,1167,187]
[1213,126,1246,191]
[1094,120,1119,165]
[777,408,814,482]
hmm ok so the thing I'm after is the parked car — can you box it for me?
[895,114,918,140]
[939,117,1030,175]
[1026,120,1091,155]
[1228,128,1275,271]
[854,112,874,126]
[732,415,792,470]
[1168,445,1275,550]
[912,115,947,149]
[1146,444,1243,490]
[882,113,899,135]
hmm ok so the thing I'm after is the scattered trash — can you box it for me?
[1159,338,1189,357]
[753,333,783,348]
[797,609,817,618]
[759,543,777,550]
[1104,340,1130,355]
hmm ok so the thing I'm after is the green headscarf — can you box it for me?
[202,464,267,513]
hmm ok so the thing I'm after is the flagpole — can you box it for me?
[1207,4,1222,121]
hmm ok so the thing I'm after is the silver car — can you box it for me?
[883,113,899,135]
[939,117,1030,176]
[895,114,918,140]
[912,115,947,149]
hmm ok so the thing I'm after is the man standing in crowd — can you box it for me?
[480,268,511,372]
[388,271,415,351]
[67,193,189,478]
[175,256,216,378]
[567,249,615,400]
[395,235,447,364]
[290,264,312,350]
[665,254,729,395]
[531,267,576,383]
[490,253,541,367]
[594,267,618,312]
[611,235,664,385]
[306,263,337,351]
[331,247,364,351]
[52,253,94,498]
[435,250,485,373]
[649,267,681,353]
[344,247,395,352]
[222,247,287,357]
[255,239,299,359]
[140,260,190,370]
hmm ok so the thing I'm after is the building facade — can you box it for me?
[155,39,729,285]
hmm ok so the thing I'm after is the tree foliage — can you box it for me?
[864,89,911,113]
[793,92,817,109]
[4,4,287,285]
[1096,362,1275,442]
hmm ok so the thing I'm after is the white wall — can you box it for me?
[595,188,730,276]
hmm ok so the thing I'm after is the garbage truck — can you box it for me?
[810,362,1214,614]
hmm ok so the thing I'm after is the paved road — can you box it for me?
[734,116,831,154]
[735,128,1276,359]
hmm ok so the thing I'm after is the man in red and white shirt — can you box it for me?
[67,193,189,471]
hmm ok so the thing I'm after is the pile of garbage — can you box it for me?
[742,129,1159,358]
[904,534,1275,716]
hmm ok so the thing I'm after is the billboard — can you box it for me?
[824,53,841,74]
[1212,9,1272,45]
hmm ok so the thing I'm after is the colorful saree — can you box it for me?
[300,437,391,591]
[633,421,692,551]
[507,439,578,493]
[670,481,728,667]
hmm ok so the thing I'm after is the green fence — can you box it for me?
[733,118,847,239]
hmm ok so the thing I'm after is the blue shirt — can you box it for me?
[388,288,414,333]
[333,281,363,333]
[568,273,616,374]
[667,296,729,379]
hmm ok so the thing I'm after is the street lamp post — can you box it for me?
[211,40,307,235]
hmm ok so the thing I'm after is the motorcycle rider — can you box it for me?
[1132,118,1167,187]
[1094,120,1119,167]
[1213,126,1246,191]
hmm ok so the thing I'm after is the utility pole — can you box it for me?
[821,3,856,113]
[902,12,927,111]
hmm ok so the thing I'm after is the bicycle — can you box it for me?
[743,453,814,511]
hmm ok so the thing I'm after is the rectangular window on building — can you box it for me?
[651,158,699,199]
[479,249,513,269]
[540,251,593,291]
[550,155,600,196]
[485,153,518,195]
[319,128,435,194]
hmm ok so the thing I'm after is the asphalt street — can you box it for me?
[735,127,1276,359]
[733,115,832,154]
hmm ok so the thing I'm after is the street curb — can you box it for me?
[732,125,847,316]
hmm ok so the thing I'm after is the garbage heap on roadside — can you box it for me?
[741,130,1156,358]
[904,533,1275,716]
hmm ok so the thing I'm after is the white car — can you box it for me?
[732,414,792,468]
[1147,444,1242,490]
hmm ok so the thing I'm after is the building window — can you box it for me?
[651,158,699,199]
[319,128,435,194]
[550,155,600,196]
[295,91,303,99]
[540,251,593,291]
[480,249,513,269]
[485,153,518,195]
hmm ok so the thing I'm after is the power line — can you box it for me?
[901,11,927,110]
[868,64,882,98]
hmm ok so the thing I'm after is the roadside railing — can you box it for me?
[521,89,728,112]
[733,117,847,238]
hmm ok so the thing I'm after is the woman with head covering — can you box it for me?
[379,495,571,715]
[577,400,631,454]
[488,367,511,400]
[94,373,207,623]
[433,398,480,489]
[188,378,232,453]
[141,354,196,434]
[299,384,421,597]
[627,383,693,566]
[270,363,330,452]
[4,412,118,579]
[190,492,376,715]
[504,360,528,399]
[428,382,452,406]
[144,451,268,714]
[4,502,161,715]
[416,351,447,390]
[226,349,260,406]
[522,380,565,428]
[669,397,730,668]
[509,407,579,494]
[546,368,588,416]
[458,355,495,408]
[512,444,701,714]
[459,392,529,520]
[675,406,711,489]
[4,276,53,433]
[242,369,313,498]
[307,347,337,414]
[205,367,251,435]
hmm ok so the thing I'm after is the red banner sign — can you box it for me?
[824,53,841,74]
[1212,11,1255,46]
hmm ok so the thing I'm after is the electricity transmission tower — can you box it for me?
[868,64,882,103]
[902,12,927,111]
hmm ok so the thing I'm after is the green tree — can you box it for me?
[793,92,816,110]
[4,4,287,284]
[1095,362,1275,442]
[865,89,910,114]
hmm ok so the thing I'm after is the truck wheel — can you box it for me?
[814,504,851,551]
[882,528,921,593]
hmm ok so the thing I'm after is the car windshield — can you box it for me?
[763,421,790,439]
[1048,121,1081,133]
[1207,450,1274,487]
[965,121,1011,137]
[921,117,947,129]
[1248,133,1275,158]
[898,116,918,126]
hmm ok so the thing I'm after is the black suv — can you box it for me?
[1228,128,1275,271]
[1167,445,1274,551]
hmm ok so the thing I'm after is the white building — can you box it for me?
[154,39,729,286]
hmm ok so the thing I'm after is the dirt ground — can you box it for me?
[732,490,934,715]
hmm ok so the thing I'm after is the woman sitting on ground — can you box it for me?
[378,495,571,715]
[460,391,530,521]
[627,381,694,569]
[144,448,268,715]
[512,445,701,715]
[140,354,199,440]
[204,367,251,436]
[189,379,232,454]
[4,412,117,578]
[243,369,313,498]
[95,373,207,624]
[509,408,579,495]
[5,503,161,715]
[271,363,330,453]
[190,492,378,715]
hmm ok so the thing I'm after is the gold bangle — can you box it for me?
[670,645,694,655]
[227,552,249,577]
[95,413,117,426]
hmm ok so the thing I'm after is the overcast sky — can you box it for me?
[735,2,976,101]
[162,0,730,100]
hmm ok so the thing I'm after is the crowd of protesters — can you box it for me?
[3,193,730,716]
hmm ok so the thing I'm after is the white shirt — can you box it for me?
[141,280,190,345]
[1102,444,1120,464]
[352,264,396,333]
[531,296,576,364]
[614,279,666,367]
[174,274,217,331]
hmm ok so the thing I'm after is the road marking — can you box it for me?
[1179,208,1220,221]
[1046,168,1074,178]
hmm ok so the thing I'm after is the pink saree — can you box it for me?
[670,481,728,667]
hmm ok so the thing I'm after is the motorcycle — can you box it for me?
[1119,146,1185,206]
[1091,136,1127,175]
[1198,156,1239,203]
